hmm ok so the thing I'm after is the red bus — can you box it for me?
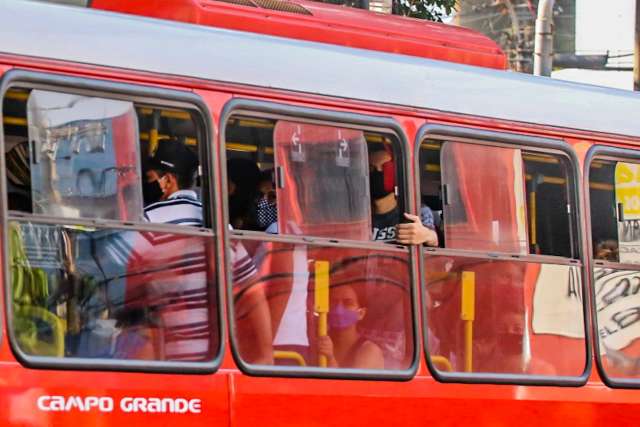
[1,1,639,425]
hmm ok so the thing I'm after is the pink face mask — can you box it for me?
[328,304,360,330]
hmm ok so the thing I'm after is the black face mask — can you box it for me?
[499,333,523,356]
[143,180,163,205]
[370,170,391,200]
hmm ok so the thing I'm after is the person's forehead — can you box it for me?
[331,286,357,299]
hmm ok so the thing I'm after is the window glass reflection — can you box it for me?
[440,142,528,254]
[595,267,640,379]
[273,122,371,240]
[233,239,413,370]
[9,221,219,362]
[27,90,143,221]
[425,255,585,376]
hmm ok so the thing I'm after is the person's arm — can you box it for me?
[242,282,274,365]
[231,240,274,365]
[352,340,384,369]
[396,213,438,246]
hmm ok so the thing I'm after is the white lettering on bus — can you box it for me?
[37,395,114,412]
[36,395,201,414]
[120,397,201,414]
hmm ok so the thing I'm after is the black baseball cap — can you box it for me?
[147,140,198,178]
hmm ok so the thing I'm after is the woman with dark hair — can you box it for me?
[317,284,384,369]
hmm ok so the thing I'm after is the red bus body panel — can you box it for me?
[90,0,507,70]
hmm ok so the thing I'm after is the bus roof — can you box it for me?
[90,0,507,70]
[2,1,640,139]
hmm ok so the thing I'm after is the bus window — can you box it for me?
[419,141,579,257]
[419,136,586,381]
[440,142,528,253]
[224,116,408,242]
[589,157,640,383]
[3,86,220,369]
[523,153,577,258]
[224,111,414,375]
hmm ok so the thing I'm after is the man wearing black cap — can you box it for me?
[143,140,202,226]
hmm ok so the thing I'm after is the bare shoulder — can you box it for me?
[354,339,385,370]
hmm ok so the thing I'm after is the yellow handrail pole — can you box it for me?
[140,132,197,146]
[3,116,27,126]
[315,260,330,368]
[461,271,475,373]
[529,190,537,247]
[5,90,29,102]
[148,109,161,156]
[138,107,192,121]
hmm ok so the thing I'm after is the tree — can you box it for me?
[394,0,456,22]
[318,0,456,22]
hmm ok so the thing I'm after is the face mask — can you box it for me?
[370,170,390,200]
[256,197,278,229]
[143,179,163,205]
[328,303,360,330]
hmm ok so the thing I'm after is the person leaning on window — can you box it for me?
[368,143,438,246]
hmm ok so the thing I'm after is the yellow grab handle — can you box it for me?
[315,261,330,368]
[431,355,453,372]
[273,350,306,366]
[461,271,475,373]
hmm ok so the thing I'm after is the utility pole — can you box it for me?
[533,0,555,76]
[635,0,640,90]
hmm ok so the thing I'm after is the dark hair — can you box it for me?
[227,158,260,190]
[148,139,199,189]
[227,157,261,228]
[368,142,386,154]
[259,169,274,185]
[174,169,195,189]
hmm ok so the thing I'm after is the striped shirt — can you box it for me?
[136,189,209,360]
[131,190,256,361]
[229,226,258,286]
[143,190,203,227]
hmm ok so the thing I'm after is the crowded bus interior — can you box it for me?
[1,85,634,379]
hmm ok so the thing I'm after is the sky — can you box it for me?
[551,1,635,89]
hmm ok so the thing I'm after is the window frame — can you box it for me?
[415,123,591,387]
[220,98,420,380]
[585,144,640,389]
[0,69,225,373]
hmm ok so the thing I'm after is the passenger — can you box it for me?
[474,309,555,375]
[134,142,272,363]
[225,157,275,364]
[471,263,554,375]
[256,169,278,233]
[594,239,618,261]
[317,284,384,369]
[143,141,202,225]
[368,144,438,246]
[227,157,261,230]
